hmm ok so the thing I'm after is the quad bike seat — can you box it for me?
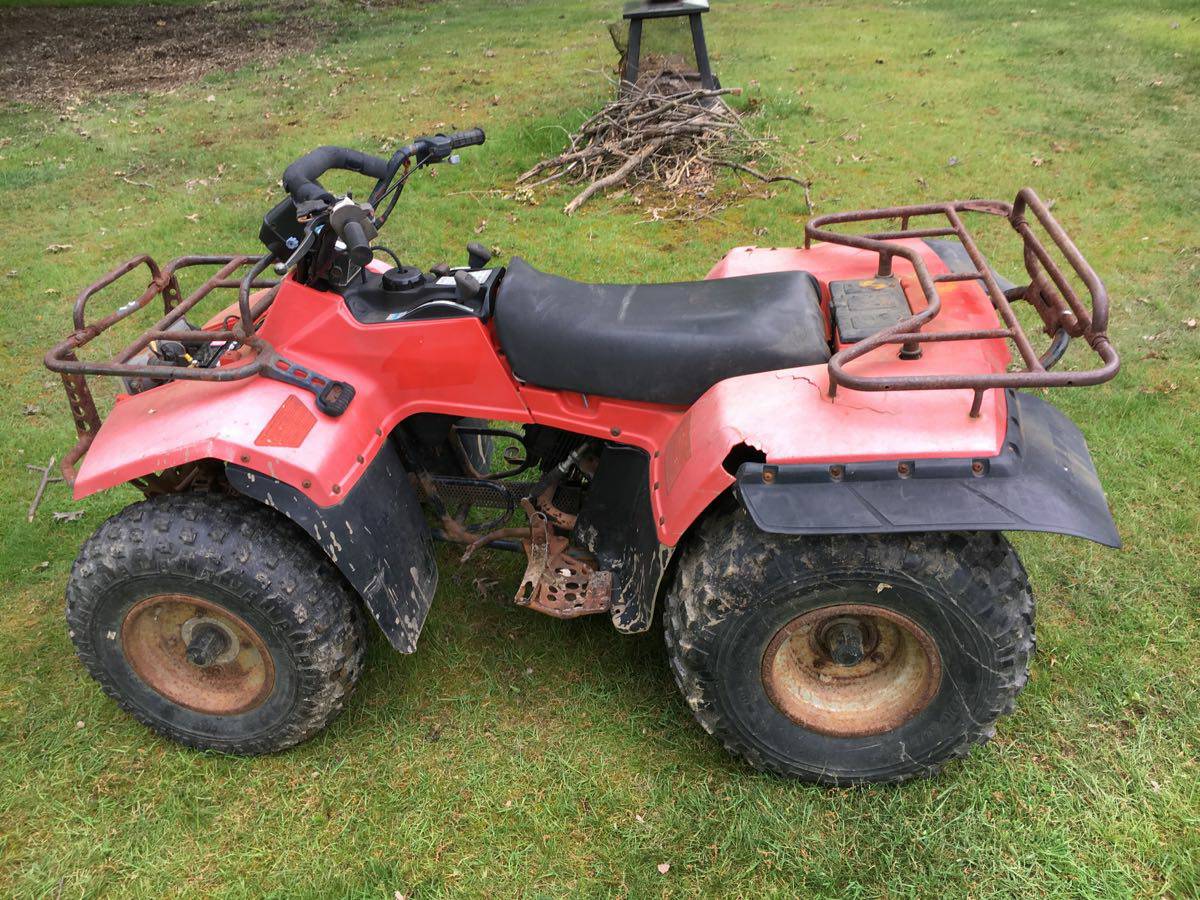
[495,258,831,406]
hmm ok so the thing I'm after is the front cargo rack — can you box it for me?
[804,187,1119,416]
[44,253,280,485]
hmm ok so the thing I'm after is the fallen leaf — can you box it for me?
[474,219,487,235]
[205,94,216,103]
[185,213,200,222]
[45,243,73,254]
[1031,156,1045,167]
[657,863,670,875]
[1184,318,1197,330]
[23,404,39,416]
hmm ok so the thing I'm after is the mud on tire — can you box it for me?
[66,492,366,754]
[664,510,1034,784]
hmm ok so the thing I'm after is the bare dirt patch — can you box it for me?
[0,1,323,107]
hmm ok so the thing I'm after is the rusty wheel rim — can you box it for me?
[121,594,275,716]
[761,603,942,737]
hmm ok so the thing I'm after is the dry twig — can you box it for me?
[518,82,805,217]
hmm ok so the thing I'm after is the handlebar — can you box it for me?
[275,128,487,272]
[282,146,390,204]
[448,128,486,150]
[282,130,486,206]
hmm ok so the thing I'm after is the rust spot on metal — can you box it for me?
[805,188,1119,414]
[121,593,275,716]
[533,485,577,531]
[514,501,611,620]
[761,604,942,738]
[44,255,282,488]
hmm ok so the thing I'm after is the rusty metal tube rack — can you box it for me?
[44,254,280,484]
[804,187,1119,416]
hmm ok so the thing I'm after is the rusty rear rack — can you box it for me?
[804,187,1119,416]
[44,253,280,484]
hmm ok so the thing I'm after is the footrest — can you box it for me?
[830,277,912,344]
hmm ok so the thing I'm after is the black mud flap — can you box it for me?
[736,390,1120,547]
[227,441,438,652]
[573,445,674,634]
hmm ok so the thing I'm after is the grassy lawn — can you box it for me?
[1,0,1198,895]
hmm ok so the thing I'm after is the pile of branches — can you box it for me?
[517,83,807,217]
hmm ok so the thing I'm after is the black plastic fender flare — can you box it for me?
[227,440,439,653]
[734,391,1120,548]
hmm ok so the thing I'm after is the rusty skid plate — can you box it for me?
[516,506,612,619]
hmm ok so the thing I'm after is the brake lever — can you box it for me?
[275,225,318,274]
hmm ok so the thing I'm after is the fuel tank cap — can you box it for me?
[381,265,425,292]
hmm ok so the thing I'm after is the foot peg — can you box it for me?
[515,501,611,619]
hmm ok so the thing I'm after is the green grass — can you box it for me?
[1,0,1198,896]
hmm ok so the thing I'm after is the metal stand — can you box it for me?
[621,0,716,93]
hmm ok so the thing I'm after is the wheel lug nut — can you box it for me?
[825,621,866,667]
[186,624,230,668]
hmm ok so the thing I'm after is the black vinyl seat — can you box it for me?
[494,257,831,406]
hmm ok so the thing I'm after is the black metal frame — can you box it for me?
[621,0,716,92]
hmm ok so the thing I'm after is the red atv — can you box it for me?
[46,129,1119,783]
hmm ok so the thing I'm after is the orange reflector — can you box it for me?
[254,394,316,448]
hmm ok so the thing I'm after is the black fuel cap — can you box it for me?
[381,265,424,292]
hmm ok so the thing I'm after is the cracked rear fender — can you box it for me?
[732,390,1119,547]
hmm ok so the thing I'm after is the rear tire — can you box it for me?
[66,492,366,754]
[664,511,1034,784]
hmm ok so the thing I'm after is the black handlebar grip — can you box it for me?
[282,146,391,204]
[340,219,373,268]
[448,128,486,149]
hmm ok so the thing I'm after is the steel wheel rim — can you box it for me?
[121,594,275,715]
[761,603,942,737]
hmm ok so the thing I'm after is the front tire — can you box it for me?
[66,493,366,754]
[664,512,1034,784]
